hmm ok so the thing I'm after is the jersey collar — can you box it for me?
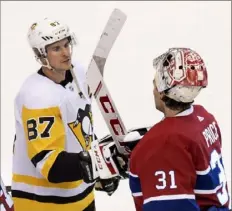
[37,67,73,87]
[175,105,194,117]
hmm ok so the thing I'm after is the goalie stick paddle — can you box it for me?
[86,9,129,155]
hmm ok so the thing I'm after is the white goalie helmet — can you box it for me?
[153,48,208,103]
[27,18,77,60]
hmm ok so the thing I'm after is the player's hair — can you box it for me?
[161,90,192,111]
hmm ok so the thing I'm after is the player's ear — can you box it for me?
[160,92,165,99]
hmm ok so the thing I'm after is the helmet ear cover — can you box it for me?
[32,48,42,58]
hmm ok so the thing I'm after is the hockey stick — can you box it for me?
[86,9,129,155]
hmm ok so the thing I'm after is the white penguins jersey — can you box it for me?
[12,61,96,211]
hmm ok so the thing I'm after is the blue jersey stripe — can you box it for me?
[195,172,220,190]
[143,198,200,211]
[195,157,224,191]
[129,174,141,194]
[205,207,230,211]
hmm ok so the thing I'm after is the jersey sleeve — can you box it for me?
[130,134,200,211]
[129,170,143,211]
[22,104,65,179]
[17,89,84,183]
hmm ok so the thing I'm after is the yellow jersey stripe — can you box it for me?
[40,149,63,179]
[13,174,83,189]
[12,189,94,211]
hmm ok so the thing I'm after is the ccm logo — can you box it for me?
[99,95,125,136]
[94,147,103,170]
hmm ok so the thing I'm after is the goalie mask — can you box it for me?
[27,18,77,66]
[153,48,208,103]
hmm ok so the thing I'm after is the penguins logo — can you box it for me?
[68,104,93,150]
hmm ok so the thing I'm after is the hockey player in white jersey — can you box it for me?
[11,18,122,211]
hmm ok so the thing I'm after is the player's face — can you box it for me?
[153,79,164,112]
[46,38,72,71]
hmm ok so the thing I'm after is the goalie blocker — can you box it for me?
[90,127,151,180]
[79,126,149,196]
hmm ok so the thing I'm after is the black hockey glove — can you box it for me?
[77,151,97,184]
[95,177,120,196]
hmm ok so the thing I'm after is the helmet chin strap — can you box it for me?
[36,57,55,71]
[43,58,56,72]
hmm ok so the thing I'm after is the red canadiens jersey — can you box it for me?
[129,105,230,211]
[0,177,14,211]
